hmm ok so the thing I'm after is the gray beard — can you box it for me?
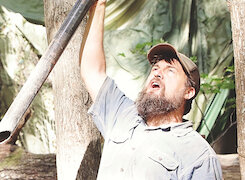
[136,90,182,121]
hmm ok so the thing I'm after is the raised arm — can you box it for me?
[80,0,107,101]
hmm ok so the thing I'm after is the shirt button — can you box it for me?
[158,157,163,161]
[120,168,124,172]
[132,147,135,151]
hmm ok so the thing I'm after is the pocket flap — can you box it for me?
[109,128,130,143]
[109,117,140,143]
[148,149,179,171]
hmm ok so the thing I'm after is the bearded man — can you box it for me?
[80,0,222,179]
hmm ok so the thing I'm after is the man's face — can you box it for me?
[145,59,188,99]
[136,59,191,120]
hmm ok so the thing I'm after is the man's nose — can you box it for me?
[154,71,162,79]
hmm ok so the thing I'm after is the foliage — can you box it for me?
[130,38,166,55]
[207,91,236,144]
[198,64,236,142]
[200,65,235,94]
[190,56,198,64]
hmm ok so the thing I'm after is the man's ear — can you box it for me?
[184,87,195,100]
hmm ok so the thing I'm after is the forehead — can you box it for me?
[152,58,184,70]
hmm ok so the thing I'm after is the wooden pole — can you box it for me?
[0,0,96,144]
[228,0,245,179]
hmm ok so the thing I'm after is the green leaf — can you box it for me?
[118,53,126,57]
[225,65,234,73]
[130,39,167,56]
[190,56,198,63]
[198,89,230,138]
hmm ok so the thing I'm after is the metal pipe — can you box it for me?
[0,0,97,144]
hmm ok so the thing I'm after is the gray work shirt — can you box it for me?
[88,77,222,180]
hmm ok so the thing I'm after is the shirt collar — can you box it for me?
[139,119,193,137]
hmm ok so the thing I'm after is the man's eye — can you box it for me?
[168,68,175,73]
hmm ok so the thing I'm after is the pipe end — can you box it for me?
[0,131,11,143]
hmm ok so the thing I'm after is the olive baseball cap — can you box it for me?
[147,43,200,98]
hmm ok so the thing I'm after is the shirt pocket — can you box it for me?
[147,149,179,171]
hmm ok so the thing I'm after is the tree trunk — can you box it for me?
[228,0,245,179]
[43,0,101,179]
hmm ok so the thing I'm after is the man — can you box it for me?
[80,0,222,179]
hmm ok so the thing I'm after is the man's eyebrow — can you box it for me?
[152,64,160,68]
[152,62,178,69]
[166,64,177,69]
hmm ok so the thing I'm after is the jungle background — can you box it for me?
[0,0,240,179]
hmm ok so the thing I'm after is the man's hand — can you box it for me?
[89,0,106,16]
[97,0,106,5]
[91,0,106,10]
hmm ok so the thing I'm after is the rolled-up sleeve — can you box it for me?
[88,76,134,138]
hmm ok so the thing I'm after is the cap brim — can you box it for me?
[147,43,196,74]
[147,43,178,64]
